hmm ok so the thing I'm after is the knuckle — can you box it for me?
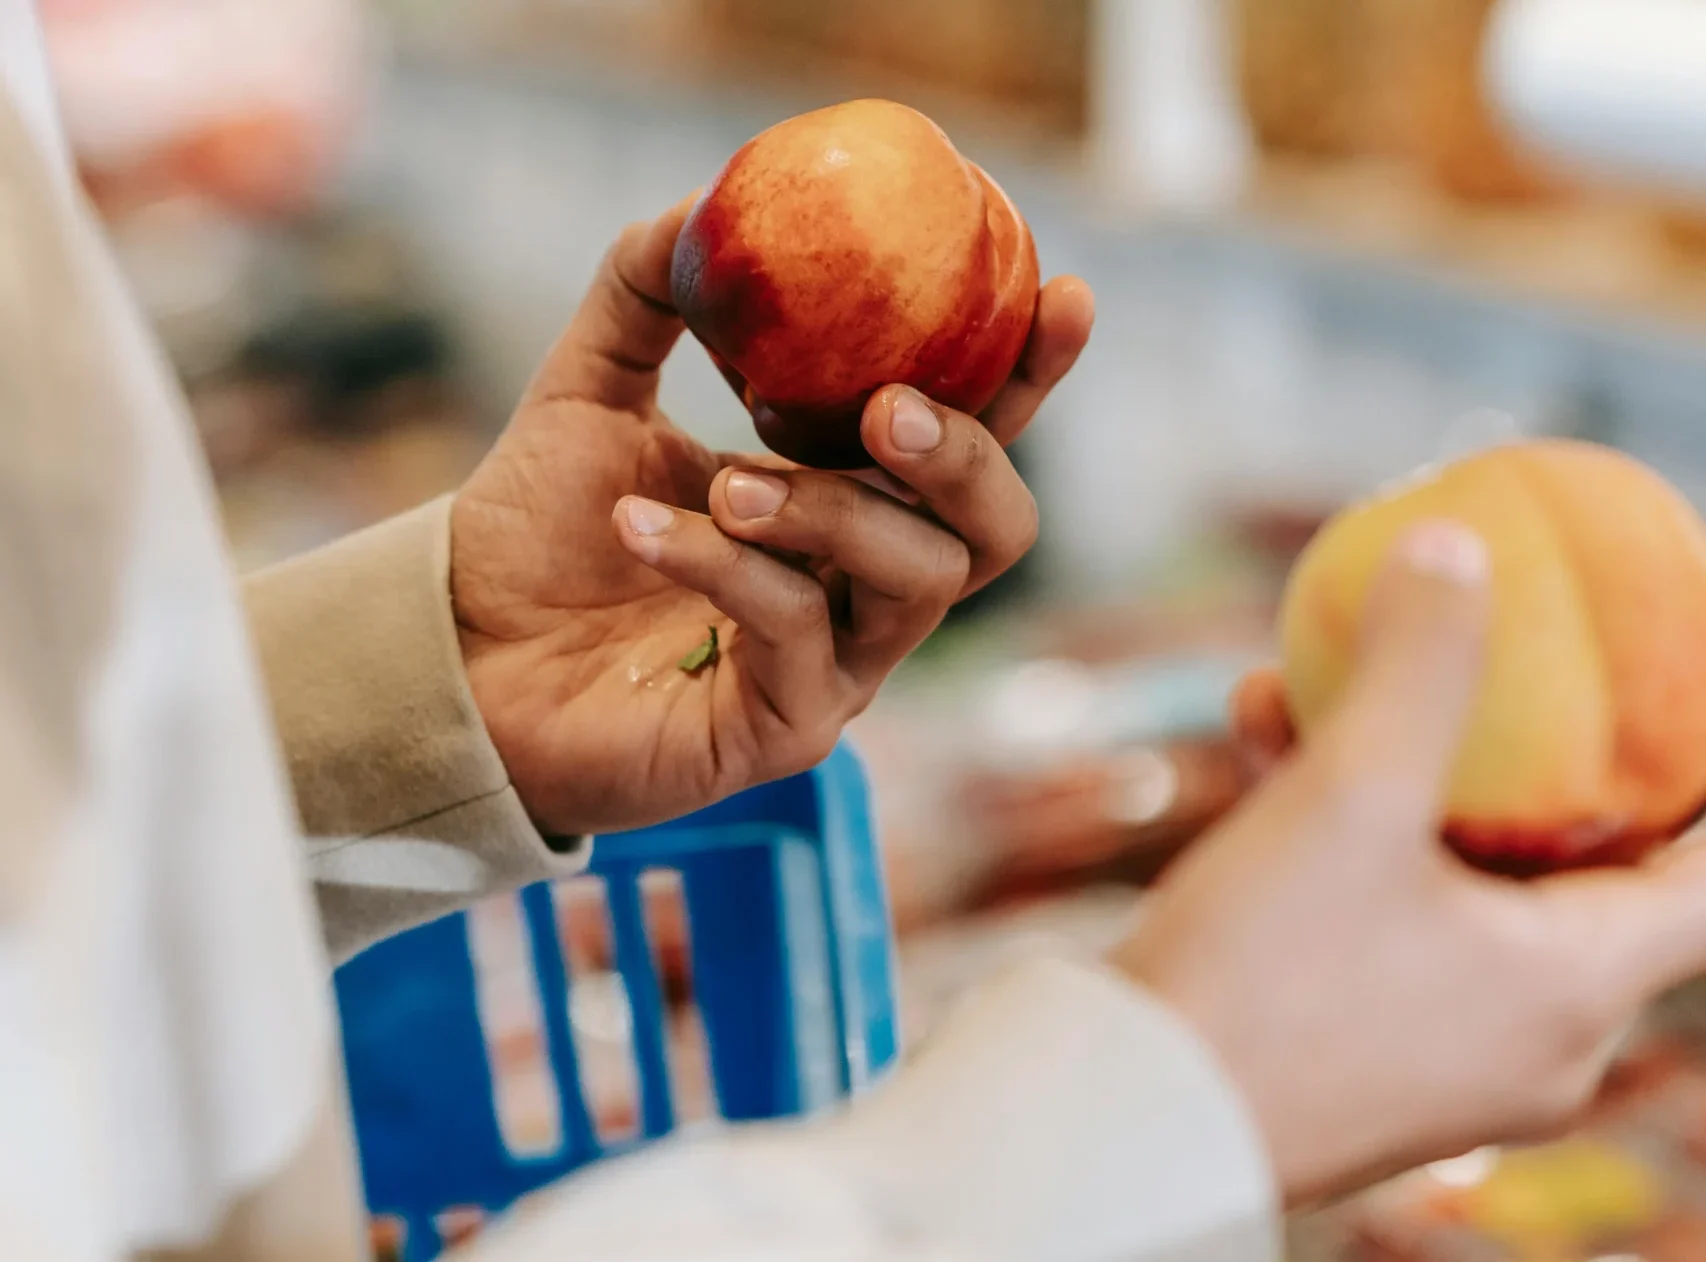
[1541,975,1616,1063]
[1495,928,1619,1074]
[843,687,879,723]
[933,536,973,598]
[778,574,832,635]
[809,720,843,766]
[823,474,865,535]
[721,545,764,599]
[989,491,1040,567]
[783,473,857,542]
[778,721,843,780]
[1516,1068,1597,1138]
[946,420,995,484]
[840,618,895,656]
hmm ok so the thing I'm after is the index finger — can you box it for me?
[526,193,700,412]
[1230,668,1295,768]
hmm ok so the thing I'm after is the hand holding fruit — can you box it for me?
[1243,440,1706,873]
[1116,520,1706,1206]
[451,142,1093,838]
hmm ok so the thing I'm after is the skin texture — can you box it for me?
[1278,440,1706,873]
[450,197,1093,838]
[1122,522,1706,1207]
[671,100,1040,469]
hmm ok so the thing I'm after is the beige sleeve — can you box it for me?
[244,495,588,962]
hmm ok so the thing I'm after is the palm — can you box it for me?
[454,388,789,835]
[448,200,1092,840]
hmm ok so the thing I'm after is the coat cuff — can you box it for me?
[826,955,1281,1262]
[244,496,588,960]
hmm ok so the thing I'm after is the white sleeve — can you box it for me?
[466,957,1280,1262]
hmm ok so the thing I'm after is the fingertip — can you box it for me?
[1392,519,1491,589]
[1230,668,1296,762]
[1362,520,1491,652]
[614,495,676,562]
[1040,275,1097,342]
[627,195,702,306]
[657,191,701,246]
[1029,276,1095,371]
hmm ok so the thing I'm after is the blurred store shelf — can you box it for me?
[1243,153,1706,336]
[322,52,1706,599]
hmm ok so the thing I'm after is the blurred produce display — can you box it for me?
[1236,0,1556,201]
[1400,0,1557,204]
[1228,0,1706,327]
[1234,0,1365,157]
[40,0,367,219]
[375,0,1086,143]
[703,0,1087,135]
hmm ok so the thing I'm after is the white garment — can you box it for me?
[0,4,334,1257]
[0,6,1278,1259]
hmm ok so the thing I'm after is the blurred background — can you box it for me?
[45,1,1706,1257]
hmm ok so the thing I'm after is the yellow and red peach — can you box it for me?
[1281,439,1706,874]
[670,99,1039,469]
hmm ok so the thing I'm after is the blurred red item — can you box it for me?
[368,1217,405,1262]
[1586,1038,1693,1125]
[434,1207,485,1249]
[39,0,364,219]
[1634,1212,1706,1261]
[962,739,1252,905]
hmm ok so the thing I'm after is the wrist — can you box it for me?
[1107,938,1318,1206]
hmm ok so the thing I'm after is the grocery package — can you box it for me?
[38,0,367,217]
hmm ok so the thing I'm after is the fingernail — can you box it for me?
[1400,520,1489,586]
[890,389,942,454]
[725,470,789,519]
[625,497,675,536]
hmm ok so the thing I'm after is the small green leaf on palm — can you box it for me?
[678,625,720,674]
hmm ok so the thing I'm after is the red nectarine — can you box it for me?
[671,99,1040,469]
[1281,440,1706,874]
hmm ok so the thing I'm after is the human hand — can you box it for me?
[1112,521,1706,1206]
[450,198,1094,837]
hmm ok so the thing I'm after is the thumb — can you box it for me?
[1229,667,1295,767]
[1309,519,1492,823]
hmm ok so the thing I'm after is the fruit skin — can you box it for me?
[1280,439,1706,874]
[670,99,1040,469]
